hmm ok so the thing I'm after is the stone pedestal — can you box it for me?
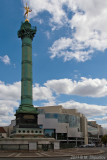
[15,113,38,129]
[0,138,60,151]
[11,128,44,138]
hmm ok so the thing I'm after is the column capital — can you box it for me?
[18,21,37,40]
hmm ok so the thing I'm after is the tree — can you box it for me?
[101,135,107,145]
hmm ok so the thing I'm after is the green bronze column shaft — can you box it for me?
[21,37,32,106]
[17,21,37,113]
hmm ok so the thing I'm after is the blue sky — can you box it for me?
[0,0,107,129]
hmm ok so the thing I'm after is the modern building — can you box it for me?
[88,121,106,145]
[38,105,88,147]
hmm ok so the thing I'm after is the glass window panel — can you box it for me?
[45,113,58,119]
[38,109,44,114]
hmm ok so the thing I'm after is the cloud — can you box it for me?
[0,81,54,102]
[0,100,18,116]
[22,0,107,61]
[45,77,107,97]
[0,100,19,126]
[101,123,107,129]
[33,18,44,24]
[49,37,93,62]
[45,31,50,39]
[59,100,107,118]
[42,100,56,107]
[0,81,21,100]
[0,81,20,126]
[0,55,10,65]
[94,117,107,121]
[23,0,68,27]
[33,83,55,101]
[1,77,107,106]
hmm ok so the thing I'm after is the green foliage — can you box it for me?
[101,135,107,144]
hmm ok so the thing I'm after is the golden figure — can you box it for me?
[24,3,32,22]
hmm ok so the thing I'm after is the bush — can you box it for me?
[101,135,107,145]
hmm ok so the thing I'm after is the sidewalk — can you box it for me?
[0,148,105,158]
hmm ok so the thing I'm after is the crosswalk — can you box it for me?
[0,148,104,158]
[0,152,70,158]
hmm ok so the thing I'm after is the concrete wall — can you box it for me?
[80,115,88,145]
[68,128,83,137]
[0,138,57,151]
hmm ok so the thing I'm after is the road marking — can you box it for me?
[15,153,21,157]
[36,153,42,156]
[8,153,16,157]
[41,152,50,156]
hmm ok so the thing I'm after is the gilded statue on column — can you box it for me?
[24,3,32,22]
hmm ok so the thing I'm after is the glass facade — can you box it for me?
[44,113,80,128]
[45,113,58,119]
[57,133,67,140]
[88,125,98,137]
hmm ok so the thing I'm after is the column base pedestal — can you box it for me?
[15,105,38,128]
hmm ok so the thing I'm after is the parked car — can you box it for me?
[86,144,95,147]
[80,144,95,148]
[80,145,87,148]
[96,144,102,147]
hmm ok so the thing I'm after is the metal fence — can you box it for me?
[0,144,29,150]
[37,144,54,151]
[60,142,75,149]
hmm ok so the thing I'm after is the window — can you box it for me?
[38,109,44,114]
[39,125,43,129]
[44,129,55,138]
[45,113,58,119]
[18,130,21,133]
[57,133,67,140]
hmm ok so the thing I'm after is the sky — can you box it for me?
[0,0,107,129]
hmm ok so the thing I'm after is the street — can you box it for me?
[0,153,106,160]
[0,148,106,160]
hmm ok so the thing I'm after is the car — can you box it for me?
[80,145,87,148]
[86,144,95,147]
